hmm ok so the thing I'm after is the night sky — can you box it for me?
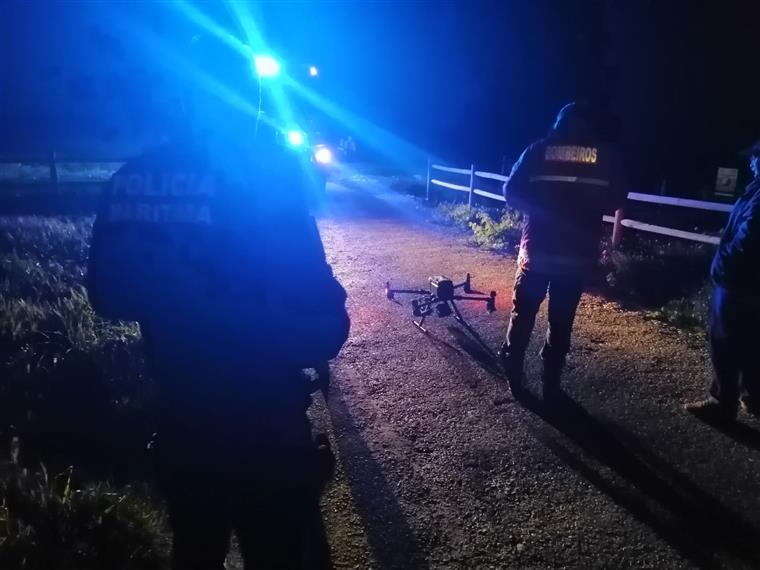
[2,1,759,194]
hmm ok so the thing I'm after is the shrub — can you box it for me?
[654,282,711,333]
[431,203,477,229]
[601,234,712,307]
[469,209,522,251]
[432,202,522,251]
[600,234,713,333]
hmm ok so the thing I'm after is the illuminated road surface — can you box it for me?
[308,174,760,570]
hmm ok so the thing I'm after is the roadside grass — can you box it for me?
[0,215,164,567]
[0,464,169,570]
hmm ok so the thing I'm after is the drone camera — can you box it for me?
[429,276,454,302]
[436,302,452,318]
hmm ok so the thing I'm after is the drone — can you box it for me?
[385,273,496,333]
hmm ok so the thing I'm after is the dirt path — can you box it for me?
[312,175,760,570]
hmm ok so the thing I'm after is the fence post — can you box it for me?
[612,207,625,247]
[426,158,431,201]
[467,163,475,211]
[49,150,59,193]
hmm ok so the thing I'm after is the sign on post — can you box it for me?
[715,167,739,197]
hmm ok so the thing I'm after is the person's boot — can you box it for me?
[498,344,526,399]
[685,397,737,425]
[542,364,564,403]
[740,395,760,417]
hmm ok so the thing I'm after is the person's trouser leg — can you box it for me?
[234,472,311,569]
[234,436,314,569]
[737,295,760,406]
[168,497,231,570]
[502,269,550,372]
[742,359,760,403]
[540,274,584,386]
[709,287,741,411]
[156,430,232,570]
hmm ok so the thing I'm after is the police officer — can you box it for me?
[87,36,349,568]
[498,102,627,399]
[686,140,760,423]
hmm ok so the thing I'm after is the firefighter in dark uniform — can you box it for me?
[498,102,627,399]
[686,140,760,423]
[86,37,349,569]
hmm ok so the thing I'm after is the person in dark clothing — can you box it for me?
[686,140,760,424]
[498,102,627,399]
[87,36,349,569]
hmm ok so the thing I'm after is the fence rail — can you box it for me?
[0,154,733,247]
[0,153,123,191]
[427,161,730,246]
[625,192,732,213]
[430,179,469,192]
[431,164,471,175]
[474,170,510,183]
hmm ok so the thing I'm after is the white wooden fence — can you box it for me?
[426,161,731,246]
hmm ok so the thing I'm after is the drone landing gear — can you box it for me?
[413,298,485,335]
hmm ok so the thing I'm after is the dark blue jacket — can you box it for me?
[503,129,627,274]
[87,137,350,393]
[711,177,760,294]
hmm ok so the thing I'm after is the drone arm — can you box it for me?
[452,291,497,313]
[452,295,492,302]
[389,288,431,296]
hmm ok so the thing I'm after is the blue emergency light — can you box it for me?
[254,55,280,78]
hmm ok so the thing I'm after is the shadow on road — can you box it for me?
[406,323,503,389]
[520,393,760,570]
[445,325,502,379]
[708,421,760,453]
[327,379,429,570]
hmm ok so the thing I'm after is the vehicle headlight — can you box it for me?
[287,130,305,147]
[314,146,333,165]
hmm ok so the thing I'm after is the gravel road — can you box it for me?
[308,174,760,570]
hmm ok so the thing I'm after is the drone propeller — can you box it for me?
[459,273,488,295]
[385,281,394,300]
[486,291,496,313]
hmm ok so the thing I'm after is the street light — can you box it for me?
[254,55,281,78]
